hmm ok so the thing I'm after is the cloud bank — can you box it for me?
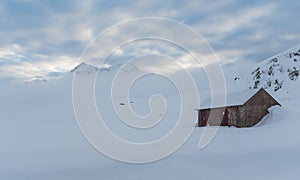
[0,0,300,81]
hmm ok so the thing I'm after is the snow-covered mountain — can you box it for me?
[235,45,300,93]
[70,62,123,74]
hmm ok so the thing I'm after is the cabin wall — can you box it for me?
[199,107,232,127]
[198,109,210,127]
[227,106,242,127]
[242,89,280,127]
[198,89,280,128]
[198,105,257,128]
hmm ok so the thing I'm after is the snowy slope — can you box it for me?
[1,49,300,179]
[235,44,300,93]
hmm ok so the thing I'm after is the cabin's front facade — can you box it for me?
[198,88,281,128]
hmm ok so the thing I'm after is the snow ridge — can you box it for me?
[70,62,147,77]
[70,62,122,74]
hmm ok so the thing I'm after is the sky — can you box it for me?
[0,0,300,81]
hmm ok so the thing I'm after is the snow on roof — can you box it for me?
[199,88,264,110]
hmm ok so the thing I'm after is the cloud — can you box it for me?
[0,0,300,81]
[202,4,275,35]
[0,52,76,81]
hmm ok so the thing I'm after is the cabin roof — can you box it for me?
[198,88,277,110]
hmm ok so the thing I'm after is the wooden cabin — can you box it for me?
[197,88,281,128]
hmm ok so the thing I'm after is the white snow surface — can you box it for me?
[1,51,300,179]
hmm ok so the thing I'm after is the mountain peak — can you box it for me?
[70,62,99,74]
